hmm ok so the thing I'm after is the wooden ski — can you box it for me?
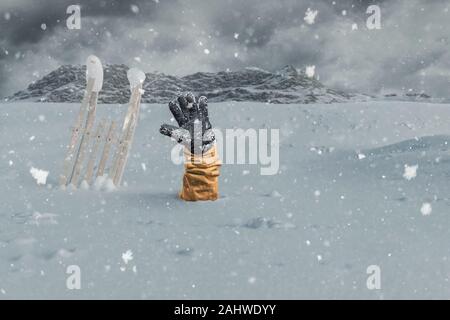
[83,119,106,185]
[112,87,142,186]
[68,55,104,187]
[96,120,117,178]
[110,68,146,186]
[69,92,99,186]
[59,78,95,187]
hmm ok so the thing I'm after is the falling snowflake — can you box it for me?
[358,153,366,160]
[403,164,418,180]
[304,8,318,25]
[30,167,49,185]
[420,203,432,216]
[203,48,210,55]
[122,250,134,264]
[40,23,47,30]
[130,5,139,14]
[305,65,315,78]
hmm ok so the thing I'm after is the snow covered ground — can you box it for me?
[1,100,450,299]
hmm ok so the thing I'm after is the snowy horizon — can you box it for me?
[1,0,450,99]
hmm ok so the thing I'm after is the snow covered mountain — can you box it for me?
[6,64,367,104]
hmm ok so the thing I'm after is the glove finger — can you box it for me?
[160,124,191,146]
[189,102,201,123]
[185,92,196,104]
[168,100,187,127]
[198,96,212,130]
[159,123,178,137]
[184,93,200,122]
[202,128,215,145]
[177,95,190,115]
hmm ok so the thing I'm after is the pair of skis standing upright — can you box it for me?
[59,55,146,189]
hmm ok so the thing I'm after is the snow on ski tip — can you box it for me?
[86,55,104,92]
[127,68,146,90]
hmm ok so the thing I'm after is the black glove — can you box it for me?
[160,93,215,155]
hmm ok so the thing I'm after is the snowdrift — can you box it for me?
[1,100,450,298]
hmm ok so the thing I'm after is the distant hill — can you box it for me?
[7,64,368,104]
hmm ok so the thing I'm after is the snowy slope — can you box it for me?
[1,101,450,299]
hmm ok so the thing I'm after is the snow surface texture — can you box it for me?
[6,65,369,104]
[1,101,450,299]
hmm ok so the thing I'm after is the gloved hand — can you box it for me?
[160,93,215,155]
[160,93,221,201]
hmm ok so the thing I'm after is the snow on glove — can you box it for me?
[160,93,220,201]
[160,93,215,155]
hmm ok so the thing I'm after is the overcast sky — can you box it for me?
[1,0,450,98]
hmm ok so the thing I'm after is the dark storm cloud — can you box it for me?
[0,0,168,45]
[1,0,449,98]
